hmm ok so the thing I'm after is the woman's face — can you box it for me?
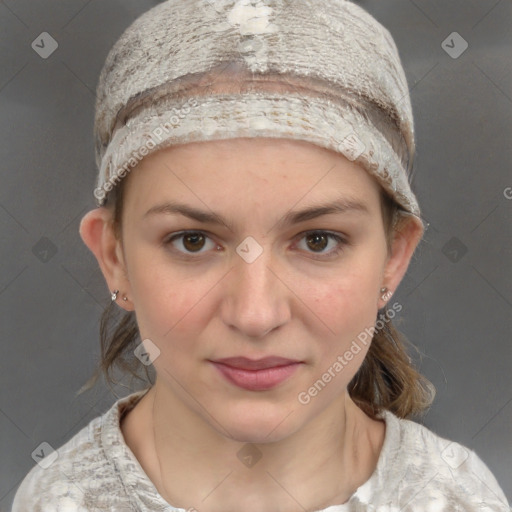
[119,137,393,442]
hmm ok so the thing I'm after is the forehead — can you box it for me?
[121,137,383,216]
[129,136,373,181]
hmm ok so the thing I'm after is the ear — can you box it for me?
[378,215,424,309]
[79,208,134,311]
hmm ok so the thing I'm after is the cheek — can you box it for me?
[300,277,379,394]
[294,264,381,341]
[128,250,213,349]
[133,280,209,378]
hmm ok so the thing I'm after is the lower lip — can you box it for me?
[211,362,302,391]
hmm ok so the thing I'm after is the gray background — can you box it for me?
[1,0,511,509]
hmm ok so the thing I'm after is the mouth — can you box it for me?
[209,357,303,391]
[212,356,302,370]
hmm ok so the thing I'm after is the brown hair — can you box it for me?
[77,156,435,420]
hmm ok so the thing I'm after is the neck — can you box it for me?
[145,382,385,512]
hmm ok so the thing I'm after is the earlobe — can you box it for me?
[79,208,134,311]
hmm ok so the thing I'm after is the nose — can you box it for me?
[220,244,291,339]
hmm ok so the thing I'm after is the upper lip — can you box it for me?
[211,357,302,370]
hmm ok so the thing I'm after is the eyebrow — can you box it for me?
[143,197,370,231]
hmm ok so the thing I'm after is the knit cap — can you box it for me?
[93,0,422,220]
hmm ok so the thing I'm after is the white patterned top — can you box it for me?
[12,388,510,511]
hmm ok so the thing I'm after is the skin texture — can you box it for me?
[80,137,423,512]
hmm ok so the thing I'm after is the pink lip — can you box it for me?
[213,356,301,370]
[210,357,303,391]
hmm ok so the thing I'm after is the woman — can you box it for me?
[12,0,509,510]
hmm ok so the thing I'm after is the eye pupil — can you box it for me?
[183,232,205,252]
[306,233,328,252]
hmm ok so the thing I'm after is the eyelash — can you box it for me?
[163,230,347,260]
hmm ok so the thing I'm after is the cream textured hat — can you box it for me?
[93,0,422,220]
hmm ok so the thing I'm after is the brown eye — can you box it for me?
[295,231,347,259]
[165,231,217,256]
[182,232,206,252]
[305,232,329,252]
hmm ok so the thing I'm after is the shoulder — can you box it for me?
[11,392,145,511]
[12,417,103,511]
[375,410,510,510]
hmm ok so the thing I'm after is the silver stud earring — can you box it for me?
[380,287,391,300]
[111,290,129,302]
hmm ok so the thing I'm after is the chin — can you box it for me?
[214,404,302,444]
